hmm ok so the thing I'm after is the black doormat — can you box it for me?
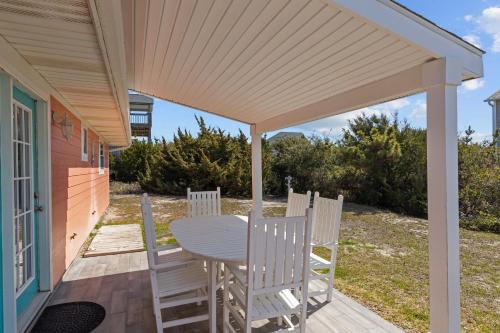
[31,301,105,333]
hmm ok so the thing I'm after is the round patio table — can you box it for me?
[170,215,248,333]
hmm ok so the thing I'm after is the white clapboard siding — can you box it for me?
[141,194,208,332]
[187,187,221,217]
[285,188,311,217]
[309,192,344,302]
[223,209,314,332]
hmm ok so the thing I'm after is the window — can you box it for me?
[99,141,105,174]
[81,127,88,161]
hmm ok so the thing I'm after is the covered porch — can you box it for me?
[0,0,485,332]
[108,0,483,331]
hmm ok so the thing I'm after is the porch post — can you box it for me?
[250,124,263,216]
[424,58,461,333]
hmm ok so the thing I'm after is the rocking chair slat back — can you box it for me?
[187,187,221,217]
[311,193,343,246]
[247,210,313,293]
[285,189,311,217]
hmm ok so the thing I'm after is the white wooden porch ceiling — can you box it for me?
[123,0,436,125]
[0,0,128,146]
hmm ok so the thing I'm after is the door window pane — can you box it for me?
[17,143,23,177]
[16,255,23,290]
[24,110,30,144]
[17,106,23,141]
[12,101,35,293]
[26,249,32,279]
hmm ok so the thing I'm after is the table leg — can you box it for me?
[208,260,217,333]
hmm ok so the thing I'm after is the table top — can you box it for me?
[170,215,248,264]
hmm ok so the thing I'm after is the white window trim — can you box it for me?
[81,127,88,161]
[98,140,105,175]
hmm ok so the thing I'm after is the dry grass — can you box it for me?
[97,193,499,333]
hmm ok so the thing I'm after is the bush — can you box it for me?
[110,140,162,183]
[138,117,269,196]
[111,116,499,233]
[458,127,499,232]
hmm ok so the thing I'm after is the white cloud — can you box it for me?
[410,99,426,119]
[462,78,485,91]
[385,98,410,109]
[462,34,482,48]
[469,131,491,142]
[477,6,500,52]
[464,14,473,22]
[297,97,410,136]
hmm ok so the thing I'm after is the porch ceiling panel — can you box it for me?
[0,0,129,146]
[123,0,483,130]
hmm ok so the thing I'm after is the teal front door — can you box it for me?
[12,87,39,316]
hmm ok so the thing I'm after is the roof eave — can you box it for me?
[88,0,131,146]
[328,0,484,79]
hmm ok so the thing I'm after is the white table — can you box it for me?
[170,215,248,333]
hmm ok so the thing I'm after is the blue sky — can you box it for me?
[146,0,500,142]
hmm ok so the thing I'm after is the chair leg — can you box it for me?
[245,320,252,333]
[326,261,336,302]
[153,295,164,333]
[217,262,223,286]
[299,305,307,333]
[223,270,230,333]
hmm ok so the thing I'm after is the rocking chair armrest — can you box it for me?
[153,244,181,253]
[150,259,192,271]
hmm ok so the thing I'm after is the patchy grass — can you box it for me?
[97,194,499,333]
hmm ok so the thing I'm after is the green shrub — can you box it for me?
[111,115,499,233]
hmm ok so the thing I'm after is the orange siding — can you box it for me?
[50,96,110,286]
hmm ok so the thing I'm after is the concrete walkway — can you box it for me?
[84,224,144,257]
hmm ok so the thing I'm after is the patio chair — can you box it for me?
[223,209,314,333]
[286,188,311,217]
[141,194,209,332]
[309,192,344,302]
[187,187,224,284]
[187,187,221,217]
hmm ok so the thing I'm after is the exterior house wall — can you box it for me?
[495,102,499,146]
[50,96,109,286]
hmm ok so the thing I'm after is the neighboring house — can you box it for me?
[268,132,305,144]
[485,90,500,146]
[0,3,129,332]
[129,93,154,143]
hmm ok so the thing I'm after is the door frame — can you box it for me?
[0,73,52,333]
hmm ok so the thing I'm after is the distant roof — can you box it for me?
[129,93,154,104]
[268,132,305,143]
[486,90,500,101]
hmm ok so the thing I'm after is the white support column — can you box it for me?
[424,58,461,333]
[250,124,263,217]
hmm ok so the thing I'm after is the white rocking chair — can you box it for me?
[309,192,344,302]
[223,209,314,333]
[141,194,209,332]
[286,188,311,217]
[187,187,221,217]
[187,187,225,284]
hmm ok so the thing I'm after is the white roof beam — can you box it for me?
[256,59,458,133]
